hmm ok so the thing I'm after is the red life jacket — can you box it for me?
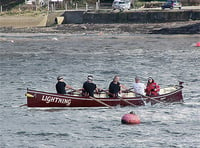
[145,82,160,96]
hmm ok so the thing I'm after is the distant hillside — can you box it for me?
[0,0,25,11]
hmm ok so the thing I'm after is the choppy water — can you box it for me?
[0,33,200,148]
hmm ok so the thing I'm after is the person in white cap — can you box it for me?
[82,75,98,97]
[132,76,146,96]
[56,76,73,94]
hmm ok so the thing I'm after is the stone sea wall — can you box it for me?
[64,10,200,24]
[0,10,199,29]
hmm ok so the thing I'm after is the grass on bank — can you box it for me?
[0,9,48,17]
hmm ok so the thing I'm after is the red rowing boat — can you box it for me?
[25,82,184,108]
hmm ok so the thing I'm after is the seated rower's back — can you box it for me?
[82,75,98,97]
[108,76,127,98]
[56,76,73,94]
[132,76,145,96]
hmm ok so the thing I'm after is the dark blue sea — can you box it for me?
[0,33,200,148]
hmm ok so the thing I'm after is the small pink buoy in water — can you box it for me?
[195,42,200,47]
[121,111,140,125]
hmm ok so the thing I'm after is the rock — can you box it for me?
[151,22,200,34]
[80,25,87,30]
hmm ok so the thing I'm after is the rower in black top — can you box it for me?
[56,76,73,94]
[82,75,98,97]
[108,76,127,98]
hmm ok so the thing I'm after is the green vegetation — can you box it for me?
[0,10,47,16]
[134,0,145,8]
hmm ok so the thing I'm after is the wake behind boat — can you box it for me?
[25,82,184,108]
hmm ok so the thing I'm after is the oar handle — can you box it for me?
[129,90,148,98]
[67,88,83,94]
[122,88,134,93]
[128,87,134,91]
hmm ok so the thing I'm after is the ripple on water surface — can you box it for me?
[0,34,200,148]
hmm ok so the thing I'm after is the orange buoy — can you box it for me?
[121,111,140,125]
[195,42,200,47]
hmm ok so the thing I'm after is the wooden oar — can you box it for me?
[19,104,27,107]
[119,97,137,107]
[101,89,137,107]
[130,91,163,104]
[67,88,82,94]
[121,89,146,106]
[89,96,113,109]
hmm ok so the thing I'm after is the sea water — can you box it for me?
[0,33,200,148]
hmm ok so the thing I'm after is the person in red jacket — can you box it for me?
[145,77,160,96]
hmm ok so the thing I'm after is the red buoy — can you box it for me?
[121,111,140,125]
[196,42,200,47]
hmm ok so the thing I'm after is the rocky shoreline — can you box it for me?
[0,21,199,34]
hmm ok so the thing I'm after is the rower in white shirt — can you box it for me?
[132,76,146,96]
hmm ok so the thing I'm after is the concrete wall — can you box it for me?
[63,11,84,24]
[63,10,200,24]
[1,10,198,28]
[46,11,65,26]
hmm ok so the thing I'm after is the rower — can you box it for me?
[82,75,98,97]
[132,76,146,97]
[56,76,73,94]
[108,76,127,98]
